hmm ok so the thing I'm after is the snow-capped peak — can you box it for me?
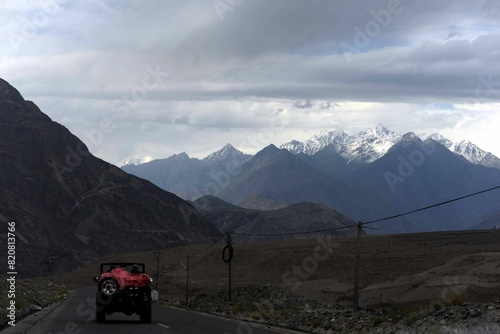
[279,124,500,169]
[280,140,305,155]
[203,144,235,161]
[280,124,402,163]
[202,144,251,165]
[454,140,500,168]
[426,133,453,149]
[424,135,500,168]
[400,132,420,146]
[280,129,348,155]
[119,154,152,167]
[344,125,402,162]
[373,123,392,137]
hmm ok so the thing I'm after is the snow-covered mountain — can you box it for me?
[202,143,252,167]
[281,124,401,163]
[453,140,500,169]
[344,124,402,163]
[281,125,500,169]
[282,129,348,155]
[426,133,453,149]
[425,133,500,168]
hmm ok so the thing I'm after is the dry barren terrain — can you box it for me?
[60,229,500,310]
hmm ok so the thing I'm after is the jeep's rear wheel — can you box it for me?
[99,278,119,296]
[96,309,105,323]
[140,304,152,323]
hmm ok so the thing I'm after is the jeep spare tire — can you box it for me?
[99,278,119,295]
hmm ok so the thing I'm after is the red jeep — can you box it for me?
[93,263,152,323]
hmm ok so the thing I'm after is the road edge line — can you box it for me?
[164,305,314,334]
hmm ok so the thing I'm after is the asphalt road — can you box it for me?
[25,286,299,334]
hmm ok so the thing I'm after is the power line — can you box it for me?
[231,223,358,237]
[353,184,500,311]
[229,184,500,237]
[363,184,500,226]
[190,234,225,258]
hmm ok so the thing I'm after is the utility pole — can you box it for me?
[153,252,160,291]
[222,233,234,303]
[228,256,232,303]
[353,222,363,311]
[185,255,190,309]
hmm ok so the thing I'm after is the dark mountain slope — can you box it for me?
[190,195,243,212]
[346,133,500,231]
[0,78,220,277]
[122,153,202,197]
[470,210,500,230]
[296,144,360,180]
[191,196,359,241]
[216,145,398,225]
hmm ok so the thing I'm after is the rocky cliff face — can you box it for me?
[0,78,220,277]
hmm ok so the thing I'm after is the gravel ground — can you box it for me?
[0,277,70,330]
[184,285,500,334]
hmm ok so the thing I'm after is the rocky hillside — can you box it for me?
[0,78,221,277]
[192,196,360,241]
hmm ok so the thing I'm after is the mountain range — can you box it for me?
[123,124,500,172]
[280,124,500,169]
[123,126,500,234]
[0,78,221,277]
[123,144,252,200]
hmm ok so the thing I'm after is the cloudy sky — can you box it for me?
[1,0,500,165]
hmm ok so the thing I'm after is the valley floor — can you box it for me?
[59,229,500,332]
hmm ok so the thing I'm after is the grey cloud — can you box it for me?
[172,1,500,61]
[294,100,313,109]
[12,1,500,105]
[446,32,463,40]
[319,102,340,110]
[3,1,500,162]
